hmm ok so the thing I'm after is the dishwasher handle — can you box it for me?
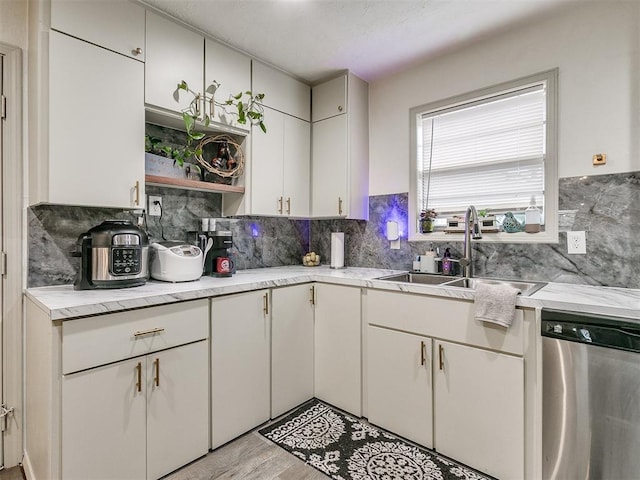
[542,317,640,354]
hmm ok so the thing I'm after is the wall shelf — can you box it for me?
[145,175,244,194]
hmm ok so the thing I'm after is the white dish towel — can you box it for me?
[474,282,521,328]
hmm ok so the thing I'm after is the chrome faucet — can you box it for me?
[460,205,483,278]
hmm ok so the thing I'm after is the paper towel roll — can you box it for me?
[330,232,345,269]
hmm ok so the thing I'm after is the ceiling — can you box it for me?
[141,0,573,84]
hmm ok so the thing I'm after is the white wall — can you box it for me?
[369,2,640,196]
[0,1,28,49]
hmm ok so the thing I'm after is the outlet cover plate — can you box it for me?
[567,230,586,254]
[148,195,162,216]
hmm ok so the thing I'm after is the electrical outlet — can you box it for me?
[567,230,587,254]
[148,195,162,216]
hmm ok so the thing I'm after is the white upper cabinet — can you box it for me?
[251,107,310,217]
[312,75,347,122]
[204,39,251,128]
[145,11,204,114]
[51,0,145,61]
[311,72,369,219]
[252,61,310,121]
[46,31,145,208]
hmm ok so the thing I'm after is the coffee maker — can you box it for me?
[199,230,234,277]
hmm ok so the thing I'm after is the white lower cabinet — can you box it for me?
[367,326,433,448]
[62,340,208,480]
[211,290,271,448]
[365,289,532,479]
[434,340,524,480]
[271,284,315,418]
[314,283,362,416]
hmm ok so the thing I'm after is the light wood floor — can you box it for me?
[165,431,329,480]
[0,466,24,480]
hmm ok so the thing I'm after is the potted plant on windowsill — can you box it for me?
[420,208,438,233]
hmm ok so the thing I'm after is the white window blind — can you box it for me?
[417,85,546,216]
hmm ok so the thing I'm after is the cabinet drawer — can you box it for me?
[62,299,209,374]
[365,289,525,355]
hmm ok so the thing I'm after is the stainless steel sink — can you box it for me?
[376,272,460,285]
[442,277,547,296]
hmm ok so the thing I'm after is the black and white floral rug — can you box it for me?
[259,399,492,480]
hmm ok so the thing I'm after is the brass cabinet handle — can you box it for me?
[420,341,426,366]
[263,292,269,315]
[134,327,165,337]
[194,94,201,117]
[278,197,283,215]
[439,344,444,371]
[134,180,140,207]
[154,358,160,387]
[132,47,143,56]
[135,362,142,393]
[309,285,315,305]
[338,197,343,216]
[286,197,291,215]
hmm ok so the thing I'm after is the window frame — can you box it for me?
[408,69,558,243]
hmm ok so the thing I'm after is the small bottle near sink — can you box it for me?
[442,248,452,275]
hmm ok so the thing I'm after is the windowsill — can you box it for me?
[408,230,559,244]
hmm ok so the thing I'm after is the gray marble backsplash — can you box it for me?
[310,172,640,289]
[28,171,640,289]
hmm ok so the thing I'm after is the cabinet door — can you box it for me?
[145,11,204,113]
[205,39,251,127]
[367,326,433,448]
[62,358,146,480]
[434,340,524,479]
[51,0,145,60]
[314,284,361,416]
[271,285,315,418]
[251,106,285,216]
[252,60,310,121]
[283,115,311,217]
[211,290,271,448]
[312,75,347,122]
[311,115,348,217]
[49,31,144,208]
[147,341,209,480]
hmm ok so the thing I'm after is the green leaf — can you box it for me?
[256,93,265,100]
[233,92,243,100]
[182,112,195,133]
[225,100,233,105]
[238,110,246,124]
[177,80,188,90]
[260,122,267,133]
[190,132,206,141]
[204,115,211,127]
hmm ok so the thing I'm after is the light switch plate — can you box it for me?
[567,230,587,254]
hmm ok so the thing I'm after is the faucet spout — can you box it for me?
[461,205,482,278]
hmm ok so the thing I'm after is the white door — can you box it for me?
[368,326,434,448]
[314,284,361,416]
[211,291,271,448]
[283,115,310,217]
[0,55,4,467]
[311,114,348,217]
[251,106,284,215]
[434,340,524,479]
[62,358,147,480]
[147,341,209,480]
[271,285,314,417]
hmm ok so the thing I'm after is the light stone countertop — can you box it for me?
[25,265,640,321]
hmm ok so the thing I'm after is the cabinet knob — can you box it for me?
[338,105,343,112]
[133,47,143,56]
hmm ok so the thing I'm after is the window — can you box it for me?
[409,69,558,243]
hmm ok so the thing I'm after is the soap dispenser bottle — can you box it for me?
[442,248,452,275]
[525,196,541,233]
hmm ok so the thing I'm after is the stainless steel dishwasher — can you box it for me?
[542,308,640,479]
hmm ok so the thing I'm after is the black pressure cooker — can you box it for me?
[74,220,149,290]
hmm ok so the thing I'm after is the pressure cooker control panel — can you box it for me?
[111,247,142,275]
